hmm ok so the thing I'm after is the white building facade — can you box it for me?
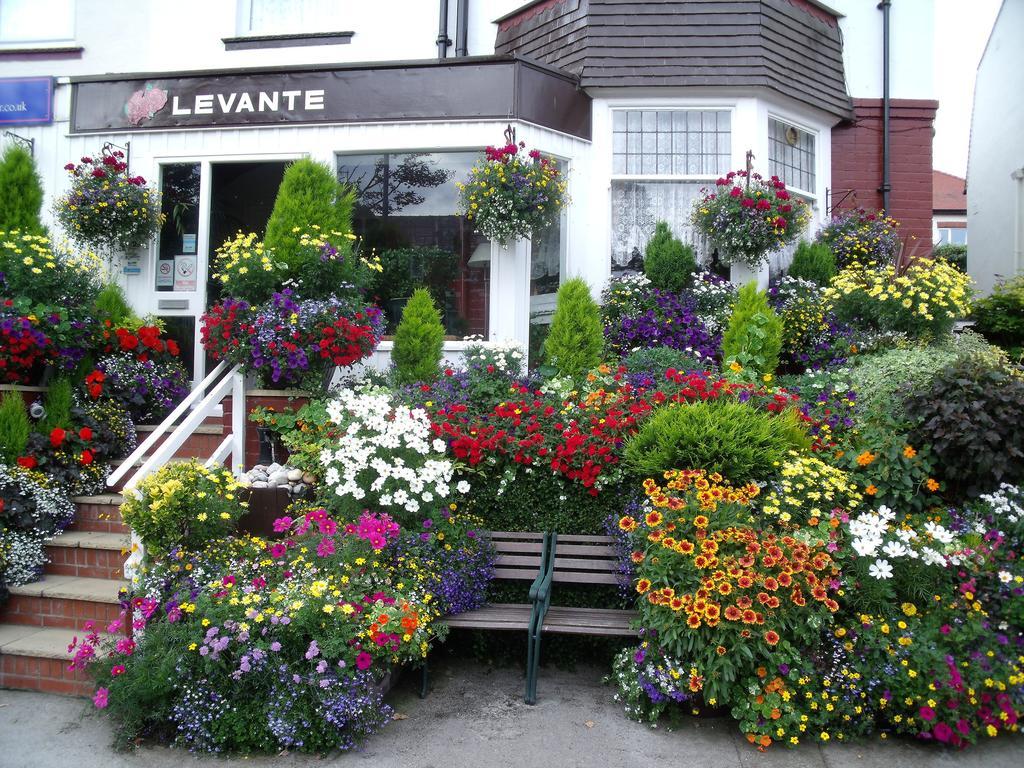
[0,0,936,380]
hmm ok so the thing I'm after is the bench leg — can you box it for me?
[419,658,429,699]
[526,629,542,705]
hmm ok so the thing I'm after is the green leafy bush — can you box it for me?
[624,400,810,482]
[903,355,1024,499]
[0,144,45,234]
[391,288,444,385]
[38,378,73,435]
[544,277,604,378]
[932,243,967,272]
[721,282,783,376]
[623,345,714,379]
[0,392,30,464]
[643,222,697,293]
[787,240,836,286]
[119,461,248,557]
[263,159,356,269]
[972,273,1024,356]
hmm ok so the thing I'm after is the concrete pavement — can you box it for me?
[0,656,1021,768]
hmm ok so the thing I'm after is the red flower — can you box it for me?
[79,427,93,441]
[50,427,66,447]
[764,630,780,646]
[81,449,94,465]
[16,456,37,469]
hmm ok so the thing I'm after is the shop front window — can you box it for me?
[337,151,488,337]
[610,109,731,273]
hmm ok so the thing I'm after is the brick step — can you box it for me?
[44,531,129,580]
[0,625,93,697]
[0,576,127,632]
[103,456,193,493]
[69,495,127,534]
[135,423,225,460]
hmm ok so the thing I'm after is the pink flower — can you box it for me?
[730,186,742,198]
[92,687,109,709]
[272,516,293,533]
[316,537,335,557]
[919,706,936,721]
[356,652,373,670]
[269,543,287,559]
[111,665,125,676]
[932,722,953,743]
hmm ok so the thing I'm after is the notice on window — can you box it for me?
[156,259,174,287]
[182,233,197,254]
[173,254,198,291]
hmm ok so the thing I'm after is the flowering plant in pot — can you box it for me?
[457,140,567,246]
[816,207,900,268]
[53,151,164,255]
[691,172,809,268]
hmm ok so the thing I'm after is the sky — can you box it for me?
[932,0,1002,177]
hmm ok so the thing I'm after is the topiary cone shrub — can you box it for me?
[0,143,46,234]
[263,158,356,269]
[391,288,444,385]
[544,277,604,379]
[722,282,783,377]
[787,240,836,286]
[644,221,697,293]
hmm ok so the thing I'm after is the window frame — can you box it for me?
[235,0,344,37]
[0,0,76,46]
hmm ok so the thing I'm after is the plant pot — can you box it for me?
[728,259,770,290]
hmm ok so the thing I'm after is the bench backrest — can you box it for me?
[489,531,548,582]
[550,534,620,586]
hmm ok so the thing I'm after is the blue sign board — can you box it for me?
[0,77,54,126]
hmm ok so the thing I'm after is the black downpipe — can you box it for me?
[437,0,451,58]
[878,0,892,213]
[455,0,469,57]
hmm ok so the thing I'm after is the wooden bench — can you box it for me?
[427,531,637,704]
[423,531,551,698]
[526,533,638,703]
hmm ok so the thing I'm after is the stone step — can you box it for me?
[44,531,130,580]
[0,624,93,697]
[69,495,128,534]
[0,576,127,632]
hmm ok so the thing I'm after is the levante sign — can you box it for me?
[68,61,592,140]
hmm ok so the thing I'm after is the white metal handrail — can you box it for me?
[112,362,247,493]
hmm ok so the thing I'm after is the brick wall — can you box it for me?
[223,392,309,469]
[830,98,939,249]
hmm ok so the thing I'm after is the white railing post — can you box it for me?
[231,369,246,477]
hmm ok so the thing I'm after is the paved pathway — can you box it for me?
[1,657,1021,767]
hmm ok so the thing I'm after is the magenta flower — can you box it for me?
[919,706,936,722]
[317,537,336,558]
[355,652,373,670]
[110,665,125,677]
[92,687,109,709]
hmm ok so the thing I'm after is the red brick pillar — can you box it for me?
[830,98,939,248]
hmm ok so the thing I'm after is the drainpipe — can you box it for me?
[878,0,892,213]
[437,0,451,58]
[455,0,469,56]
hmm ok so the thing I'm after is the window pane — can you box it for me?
[610,180,708,273]
[246,0,344,34]
[0,0,73,41]
[156,163,201,293]
[612,109,731,177]
[337,152,489,338]
[768,118,816,192]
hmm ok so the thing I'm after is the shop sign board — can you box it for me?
[0,77,54,126]
[68,60,592,139]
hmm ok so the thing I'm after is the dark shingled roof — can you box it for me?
[496,0,853,121]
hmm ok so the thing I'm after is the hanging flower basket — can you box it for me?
[54,150,164,255]
[457,140,568,247]
[691,171,809,268]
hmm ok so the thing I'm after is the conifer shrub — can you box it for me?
[391,288,444,385]
[94,283,136,327]
[787,240,837,286]
[721,282,783,376]
[643,221,697,293]
[263,159,356,268]
[544,277,604,379]
[0,144,45,234]
[624,400,810,483]
[39,378,73,435]
[0,391,30,463]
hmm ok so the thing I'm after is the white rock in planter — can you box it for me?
[287,468,303,482]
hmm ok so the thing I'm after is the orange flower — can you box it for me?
[686,614,701,629]
[630,551,645,564]
[716,645,727,656]
[635,579,651,594]
[903,445,917,459]
[618,515,638,532]
[724,605,742,621]
[926,478,940,492]
[856,450,876,466]
[864,484,878,495]
[669,597,685,612]
[644,510,663,527]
